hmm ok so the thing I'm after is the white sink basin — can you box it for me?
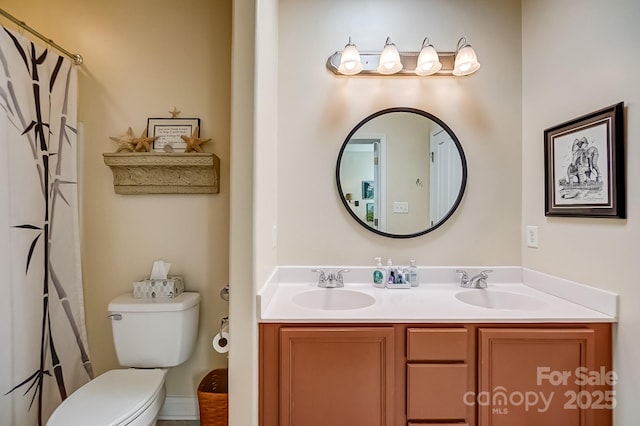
[292,289,376,311]
[455,289,548,311]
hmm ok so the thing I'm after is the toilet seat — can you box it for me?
[46,368,166,426]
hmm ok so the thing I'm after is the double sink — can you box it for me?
[292,287,547,311]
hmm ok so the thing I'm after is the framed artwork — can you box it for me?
[147,117,200,152]
[366,203,374,222]
[362,180,374,199]
[544,102,625,218]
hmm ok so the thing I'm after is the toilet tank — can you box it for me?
[108,292,200,368]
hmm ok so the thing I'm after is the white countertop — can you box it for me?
[258,267,618,323]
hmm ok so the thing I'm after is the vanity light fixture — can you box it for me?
[337,37,363,75]
[326,36,480,77]
[452,37,481,76]
[414,37,442,76]
[377,37,403,74]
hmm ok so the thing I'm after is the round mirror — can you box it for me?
[336,107,467,238]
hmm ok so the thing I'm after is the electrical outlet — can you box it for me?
[526,226,539,248]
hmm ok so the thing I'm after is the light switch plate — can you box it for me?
[526,226,539,248]
[393,201,409,214]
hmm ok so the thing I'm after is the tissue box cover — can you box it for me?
[133,275,185,298]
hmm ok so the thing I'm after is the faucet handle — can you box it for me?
[336,269,350,285]
[312,269,326,285]
[479,269,494,278]
[472,270,493,289]
[455,269,469,281]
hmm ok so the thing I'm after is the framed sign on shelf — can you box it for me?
[147,117,200,152]
[544,102,625,218]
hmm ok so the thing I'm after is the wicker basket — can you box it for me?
[197,368,228,426]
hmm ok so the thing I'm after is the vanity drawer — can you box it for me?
[407,328,468,361]
[407,364,469,420]
[408,424,468,426]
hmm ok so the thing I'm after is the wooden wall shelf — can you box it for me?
[103,152,220,194]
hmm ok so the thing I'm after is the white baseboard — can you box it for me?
[158,396,199,420]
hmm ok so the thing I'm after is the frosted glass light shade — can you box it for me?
[377,37,402,75]
[338,38,363,75]
[453,38,480,76]
[414,39,442,76]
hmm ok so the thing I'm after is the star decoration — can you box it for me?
[180,127,211,153]
[169,107,181,118]
[131,129,158,152]
[109,127,136,152]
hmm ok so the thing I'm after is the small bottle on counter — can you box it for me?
[408,260,419,287]
[386,263,411,289]
[372,257,385,288]
[385,259,393,284]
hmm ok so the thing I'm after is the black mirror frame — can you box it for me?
[336,107,468,239]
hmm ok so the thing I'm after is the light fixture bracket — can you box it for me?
[327,51,456,76]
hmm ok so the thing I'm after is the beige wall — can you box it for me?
[254,0,280,292]
[277,0,522,266]
[3,0,232,398]
[228,0,263,424]
[521,0,640,422]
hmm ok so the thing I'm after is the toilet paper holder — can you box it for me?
[212,316,230,353]
[218,316,229,335]
[218,317,229,336]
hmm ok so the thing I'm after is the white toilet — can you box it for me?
[47,292,200,426]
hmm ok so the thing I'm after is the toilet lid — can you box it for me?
[47,369,166,426]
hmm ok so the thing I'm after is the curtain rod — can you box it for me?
[0,8,83,65]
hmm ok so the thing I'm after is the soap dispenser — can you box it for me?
[372,257,385,288]
[408,259,419,287]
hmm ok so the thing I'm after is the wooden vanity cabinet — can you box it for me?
[260,323,611,426]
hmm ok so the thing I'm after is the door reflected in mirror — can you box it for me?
[336,108,467,238]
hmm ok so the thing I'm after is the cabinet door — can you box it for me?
[279,327,395,426]
[478,328,596,426]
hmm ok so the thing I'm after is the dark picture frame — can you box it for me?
[362,180,374,199]
[147,117,200,152]
[544,102,625,218]
[366,203,374,222]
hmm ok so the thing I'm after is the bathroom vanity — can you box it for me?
[258,267,616,426]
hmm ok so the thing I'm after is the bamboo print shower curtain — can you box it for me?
[0,26,92,425]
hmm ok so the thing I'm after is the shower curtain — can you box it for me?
[0,26,93,425]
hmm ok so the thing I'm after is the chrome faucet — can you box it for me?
[312,269,350,288]
[456,269,493,289]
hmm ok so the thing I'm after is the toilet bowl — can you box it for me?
[47,292,200,426]
[46,369,167,426]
